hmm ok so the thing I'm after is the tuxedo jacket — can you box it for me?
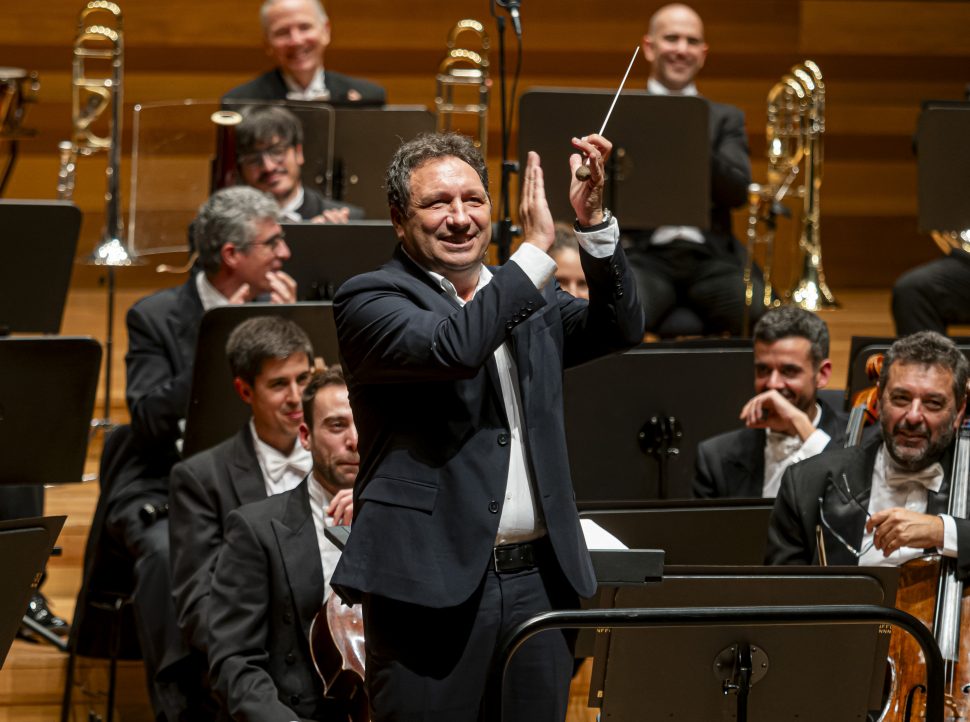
[332,240,644,607]
[693,397,847,499]
[208,479,334,722]
[298,186,365,221]
[631,99,751,260]
[109,277,205,513]
[169,425,268,656]
[765,435,970,578]
[223,68,386,105]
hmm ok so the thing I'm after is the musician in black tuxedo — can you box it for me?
[223,0,384,106]
[628,3,763,336]
[235,106,364,223]
[332,131,643,721]
[892,254,970,336]
[766,331,970,576]
[208,367,358,721]
[106,187,297,718]
[169,316,314,658]
[694,306,846,499]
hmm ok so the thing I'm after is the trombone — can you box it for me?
[435,19,490,152]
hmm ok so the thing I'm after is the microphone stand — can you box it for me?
[491,1,519,264]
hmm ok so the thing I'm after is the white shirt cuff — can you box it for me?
[574,217,620,259]
[795,429,830,461]
[510,242,557,289]
[940,514,958,557]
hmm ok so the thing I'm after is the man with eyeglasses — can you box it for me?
[102,186,298,719]
[766,331,970,572]
[236,105,363,224]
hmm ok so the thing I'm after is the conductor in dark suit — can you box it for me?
[169,316,314,659]
[694,306,845,499]
[223,0,385,105]
[332,131,643,721]
[208,367,358,721]
[106,187,297,718]
[235,106,364,224]
[766,331,970,574]
[629,3,762,336]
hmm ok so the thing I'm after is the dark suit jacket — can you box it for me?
[298,186,365,221]
[693,397,847,499]
[332,240,644,607]
[632,99,751,260]
[169,425,268,656]
[208,479,332,722]
[109,276,205,513]
[223,68,386,105]
[765,436,970,578]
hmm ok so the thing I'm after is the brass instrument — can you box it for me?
[58,0,132,267]
[435,19,490,151]
[931,229,970,256]
[0,68,40,196]
[743,60,835,331]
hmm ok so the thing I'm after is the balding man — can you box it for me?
[224,0,385,104]
[628,3,764,336]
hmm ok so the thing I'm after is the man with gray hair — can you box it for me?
[223,0,385,104]
[694,306,845,498]
[104,187,297,719]
[767,331,970,572]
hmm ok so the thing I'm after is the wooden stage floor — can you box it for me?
[2,285,963,720]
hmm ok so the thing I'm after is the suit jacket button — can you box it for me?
[488,499,499,513]
[506,321,514,330]
[290,694,301,706]
[285,652,296,665]
[497,433,509,446]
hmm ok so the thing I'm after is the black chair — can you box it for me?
[61,424,142,722]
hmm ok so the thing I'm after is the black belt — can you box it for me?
[491,538,547,573]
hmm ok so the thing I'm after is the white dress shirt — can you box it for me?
[307,477,343,600]
[762,404,830,498]
[283,67,329,101]
[278,185,305,222]
[411,219,620,545]
[250,420,312,497]
[196,270,231,311]
[858,444,956,567]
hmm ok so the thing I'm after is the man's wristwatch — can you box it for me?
[575,208,612,231]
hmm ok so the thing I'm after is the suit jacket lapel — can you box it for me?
[170,277,204,372]
[819,443,878,565]
[273,481,326,637]
[927,443,956,516]
[229,426,267,506]
[726,429,764,498]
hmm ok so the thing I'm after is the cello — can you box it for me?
[308,592,369,722]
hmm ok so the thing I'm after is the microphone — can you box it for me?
[498,0,522,37]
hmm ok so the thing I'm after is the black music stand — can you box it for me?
[917,102,970,234]
[564,342,753,501]
[590,566,898,720]
[580,498,774,566]
[0,200,80,334]
[0,337,101,486]
[222,100,336,200]
[181,303,339,458]
[517,89,710,228]
[282,221,399,300]
[331,106,436,217]
[0,516,66,668]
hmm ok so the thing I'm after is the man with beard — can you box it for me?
[694,306,845,498]
[208,367,358,721]
[766,331,970,573]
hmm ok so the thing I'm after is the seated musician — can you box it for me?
[208,367,358,721]
[694,306,845,498]
[104,186,296,719]
[766,331,970,572]
[550,222,589,300]
[169,316,314,662]
[223,0,385,105]
[236,105,363,224]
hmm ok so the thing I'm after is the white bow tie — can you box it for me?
[884,459,944,493]
[262,448,311,484]
[766,432,802,462]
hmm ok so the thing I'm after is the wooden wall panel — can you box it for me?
[2,0,968,291]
